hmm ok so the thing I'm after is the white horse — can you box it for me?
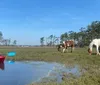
[88,39,100,55]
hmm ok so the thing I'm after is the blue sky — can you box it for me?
[0,0,100,45]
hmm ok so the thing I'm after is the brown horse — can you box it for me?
[57,40,74,53]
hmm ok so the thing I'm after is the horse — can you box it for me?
[88,39,100,55]
[57,40,74,53]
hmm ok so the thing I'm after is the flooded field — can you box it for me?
[0,61,82,85]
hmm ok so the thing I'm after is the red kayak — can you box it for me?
[0,62,4,70]
[0,55,5,63]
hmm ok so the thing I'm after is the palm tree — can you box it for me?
[0,31,3,40]
[54,37,60,45]
[13,40,17,46]
[60,32,69,43]
[60,34,65,41]
[8,39,11,45]
[64,32,69,40]
[56,37,60,45]
[52,35,56,46]
[68,31,75,40]
[49,35,53,46]
[40,37,44,46]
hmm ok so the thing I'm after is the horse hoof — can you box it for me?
[98,53,100,55]
[89,53,91,55]
[96,53,100,55]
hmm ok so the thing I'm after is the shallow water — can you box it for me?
[0,61,81,85]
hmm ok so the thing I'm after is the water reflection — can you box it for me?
[0,61,82,85]
[0,63,4,70]
[8,60,15,64]
[39,64,81,82]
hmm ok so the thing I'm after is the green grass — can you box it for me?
[0,46,100,85]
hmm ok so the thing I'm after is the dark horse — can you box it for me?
[57,40,74,53]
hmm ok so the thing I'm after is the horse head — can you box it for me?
[57,44,61,51]
[88,48,92,55]
[57,44,64,51]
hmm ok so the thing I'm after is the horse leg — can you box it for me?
[63,44,67,53]
[99,46,100,55]
[70,45,74,53]
[66,47,68,52]
[63,48,66,53]
[98,46,100,55]
[70,47,72,53]
[72,46,74,51]
[96,45,100,55]
[66,48,68,52]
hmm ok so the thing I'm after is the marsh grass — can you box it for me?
[0,46,100,85]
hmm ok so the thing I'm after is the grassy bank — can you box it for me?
[0,46,100,85]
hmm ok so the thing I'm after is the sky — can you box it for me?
[0,0,100,45]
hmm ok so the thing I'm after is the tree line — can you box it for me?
[40,35,60,46]
[0,31,17,46]
[40,21,100,47]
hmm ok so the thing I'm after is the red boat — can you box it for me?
[0,55,5,63]
[0,62,4,70]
